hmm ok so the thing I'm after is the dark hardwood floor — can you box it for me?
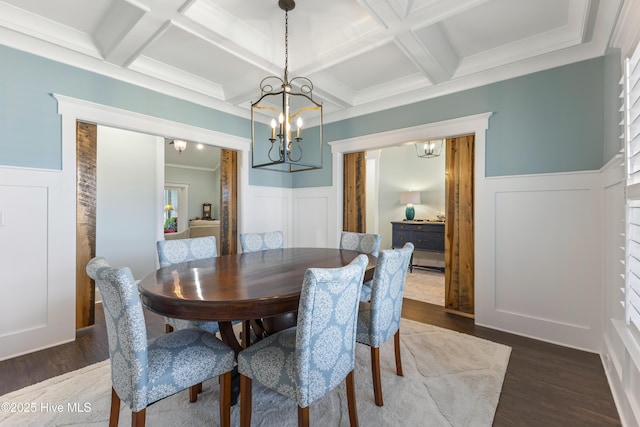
[0,299,621,426]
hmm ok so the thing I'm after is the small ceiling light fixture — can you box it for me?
[415,139,444,158]
[250,0,323,173]
[171,139,187,153]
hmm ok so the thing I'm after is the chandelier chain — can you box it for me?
[284,10,289,83]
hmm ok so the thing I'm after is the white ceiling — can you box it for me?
[165,138,220,169]
[0,0,623,124]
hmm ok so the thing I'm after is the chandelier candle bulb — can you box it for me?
[270,119,277,139]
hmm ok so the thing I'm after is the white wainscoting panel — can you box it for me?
[495,189,594,327]
[0,185,47,333]
[0,167,74,361]
[242,185,292,247]
[476,171,603,351]
[293,187,336,248]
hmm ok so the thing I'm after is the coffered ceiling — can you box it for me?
[0,0,623,124]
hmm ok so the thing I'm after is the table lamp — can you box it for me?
[164,204,173,220]
[400,191,421,220]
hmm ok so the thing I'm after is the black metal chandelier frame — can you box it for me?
[250,0,323,173]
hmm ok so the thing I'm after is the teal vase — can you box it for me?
[405,205,415,221]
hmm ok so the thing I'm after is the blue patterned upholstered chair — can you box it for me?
[239,231,284,252]
[355,242,414,407]
[339,231,382,302]
[237,254,369,427]
[86,257,236,427]
[156,236,221,334]
[239,231,287,337]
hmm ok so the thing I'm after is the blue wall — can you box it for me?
[0,45,293,188]
[306,56,605,187]
[1,44,606,186]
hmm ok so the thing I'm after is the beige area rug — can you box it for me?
[0,319,510,427]
[404,268,445,306]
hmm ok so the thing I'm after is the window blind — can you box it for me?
[625,42,640,330]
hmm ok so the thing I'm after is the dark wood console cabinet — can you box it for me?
[391,221,445,271]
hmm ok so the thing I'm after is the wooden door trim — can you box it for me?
[76,121,97,328]
[343,152,366,233]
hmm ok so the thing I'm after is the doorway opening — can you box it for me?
[333,113,490,317]
[59,94,248,329]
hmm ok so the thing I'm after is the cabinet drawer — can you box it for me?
[413,231,444,252]
[392,230,411,247]
[393,223,412,232]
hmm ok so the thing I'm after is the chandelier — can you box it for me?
[251,0,323,172]
[415,139,443,158]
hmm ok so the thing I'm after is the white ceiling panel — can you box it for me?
[0,0,622,123]
[442,0,571,57]
[324,42,421,91]
[144,25,262,87]
[0,0,112,34]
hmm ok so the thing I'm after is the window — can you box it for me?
[164,183,189,232]
[625,42,640,331]
[164,188,179,219]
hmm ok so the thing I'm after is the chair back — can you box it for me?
[368,243,414,347]
[295,254,368,407]
[240,231,284,252]
[340,231,381,256]
[156,236,217,267]
[86,257,149,411]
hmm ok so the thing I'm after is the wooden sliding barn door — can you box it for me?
[76,121,97,328]
[343,151,366,233]
[220,149,238,255]
[445,135,475,316]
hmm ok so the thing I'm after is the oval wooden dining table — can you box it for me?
[138,247,377,354]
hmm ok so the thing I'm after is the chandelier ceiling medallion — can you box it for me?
[250,0,323,173]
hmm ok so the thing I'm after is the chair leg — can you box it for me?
[219,372,232,427]
[394,330,403,377]
[109,387,121,427]
[297,405,310,427]
[250,319,265,341]
[371,347,383,406]
[131,408,145,427]
[189,384,201,403]
[240,374,252,427]
[242,320,251,348]
[346,370,359,427]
